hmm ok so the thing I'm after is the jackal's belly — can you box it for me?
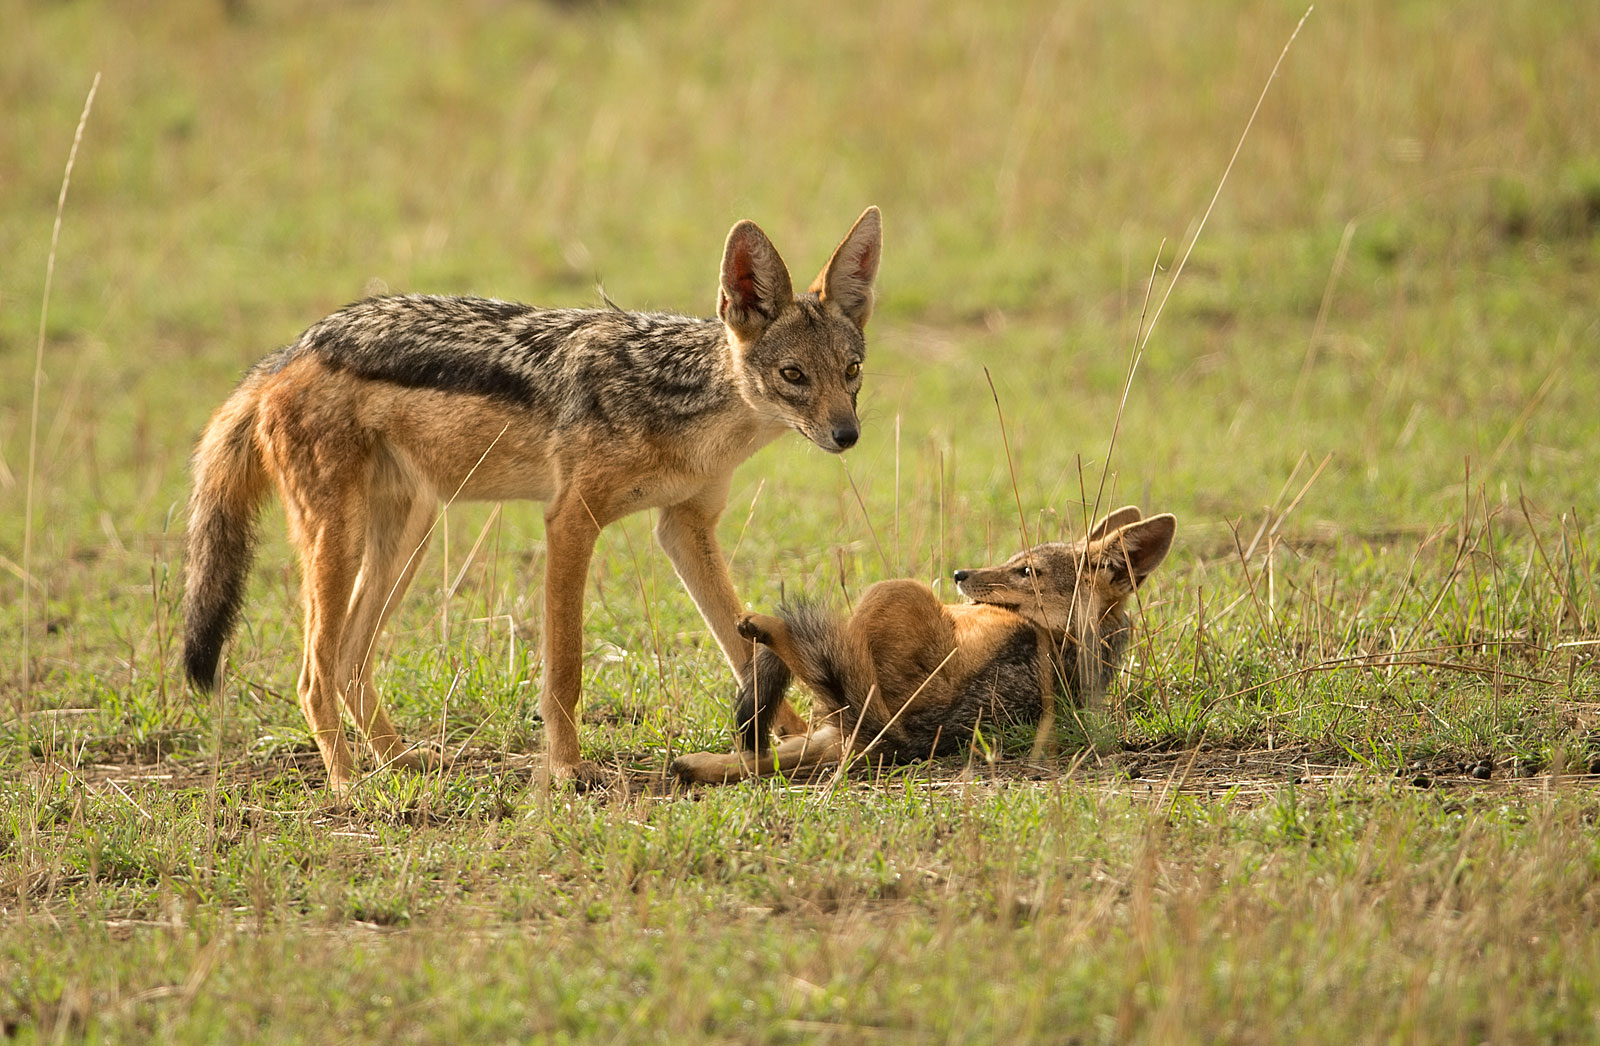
[850,580,958,698]
[377,394,561,502]
[395,419,727,522]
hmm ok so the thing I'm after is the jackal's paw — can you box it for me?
[386,744,444,773]
[671,750,749,785]
[772,701,811,740]
[550,758,611,793]
[736,614,774,645]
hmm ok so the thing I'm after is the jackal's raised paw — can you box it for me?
[736,613,776,646]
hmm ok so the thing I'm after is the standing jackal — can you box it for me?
[672,507,1174,784]
[183,207,882,790]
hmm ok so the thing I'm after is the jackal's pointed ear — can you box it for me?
[1087,505,1143,542]
[1099,513,1176,592]
[719,220,794,342]
[809,206,881,330]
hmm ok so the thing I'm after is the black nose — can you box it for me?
[832,426,858,450]
[952,569,970,582]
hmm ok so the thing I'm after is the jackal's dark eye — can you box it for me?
[845,361,861,379]
[780,366,806,384]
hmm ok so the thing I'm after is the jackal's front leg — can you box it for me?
[542,495,607,790]
[656,501,809,740]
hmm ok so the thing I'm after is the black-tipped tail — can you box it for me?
[183,510,255,690]
[182,388,269,691]
[735,646,792,755]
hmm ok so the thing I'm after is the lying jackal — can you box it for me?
[673,507,1174,783]
[183,208,882,790]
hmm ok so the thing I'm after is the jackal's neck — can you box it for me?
[596,312,786,451]
[1043,610,1132,701]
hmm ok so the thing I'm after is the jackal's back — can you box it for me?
[267,295,737,434]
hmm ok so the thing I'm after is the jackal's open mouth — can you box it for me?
[957,583,1016,608]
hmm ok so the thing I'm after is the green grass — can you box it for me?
[5,0,1600,1040]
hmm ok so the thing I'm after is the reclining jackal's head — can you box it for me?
[954,507,1176,697]
[718,207,882,453]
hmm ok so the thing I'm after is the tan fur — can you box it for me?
[673,508,1175,784]
[183,208,882,790]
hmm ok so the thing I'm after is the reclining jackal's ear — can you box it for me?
[1098,513,1176,594]
[809,206,882,330]
[719,220,795,342]
[1087,505,1143,542]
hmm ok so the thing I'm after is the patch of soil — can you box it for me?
[30,741,1597,810]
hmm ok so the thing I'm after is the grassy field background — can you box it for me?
[5,0,1600,1040]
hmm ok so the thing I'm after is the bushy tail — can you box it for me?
[735,600,890,754]
[183,386,270,691]
[734,646,793,755]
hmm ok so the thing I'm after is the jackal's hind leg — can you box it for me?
[283,493,364,791]
[335,473,439,772]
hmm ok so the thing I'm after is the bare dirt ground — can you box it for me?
[41,740,1592,818]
